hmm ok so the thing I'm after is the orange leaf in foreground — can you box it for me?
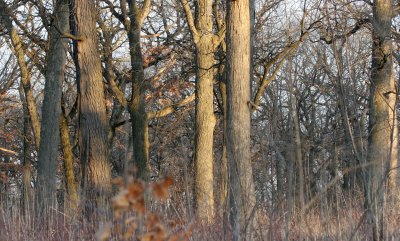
[152,177,173,200]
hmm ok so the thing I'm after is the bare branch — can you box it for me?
[139,0,151,26]
[0,147,17,155]
[180,0,199,43]
[147,94,195,119]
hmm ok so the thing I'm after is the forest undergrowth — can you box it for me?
[1,180,400,241]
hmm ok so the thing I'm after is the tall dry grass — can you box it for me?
[2,181,400,241]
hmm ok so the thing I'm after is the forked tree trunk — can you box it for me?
[181,0,224,222]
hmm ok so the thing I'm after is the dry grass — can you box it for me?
[2,185,400,241]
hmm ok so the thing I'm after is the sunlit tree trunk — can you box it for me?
[365,1,396,240]
[226,0,256,238]
[181,0,224,222]
[193,0,217,223]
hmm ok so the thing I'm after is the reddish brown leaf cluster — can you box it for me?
[101,176,191,241]
[112,180,146,218]
[0,171,7,183]
[151,177,173,200]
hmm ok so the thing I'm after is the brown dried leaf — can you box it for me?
[112,190,130,210]
[0,172,7,183]
[127,181,144,198]
[140,233,155,241]
[124,222,138,240]
[112,177,124,187]
[152,177,173,200]
[132,196,146,214]
[95,222,112,241]
[146,213,159,229]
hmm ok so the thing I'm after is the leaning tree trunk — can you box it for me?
[74,0,112,218]
[226,0,256,239]
[0,0,41,149]
[36,0,69,217]
[366,1,396,240]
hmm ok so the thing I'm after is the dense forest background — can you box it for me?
[1,0,400,240]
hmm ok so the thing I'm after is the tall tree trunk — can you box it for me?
[74,0,112,217]
[127,0,149,179]
[18,85,33,214]
[287,60,304,211]
[36,0,69,216]
[181,0,224,223]
[226,0,256,238]
[193,0,217,223]
[366,1,396,240]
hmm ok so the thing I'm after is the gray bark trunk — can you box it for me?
[37,0,69,215]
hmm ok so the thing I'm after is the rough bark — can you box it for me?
[74,0,112,216]
[181,0,224,222]
[193,0,217,223]
[19,85,33,213]
[36,0,69,215]
[226,0,256,239]
[366,1,396,240]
